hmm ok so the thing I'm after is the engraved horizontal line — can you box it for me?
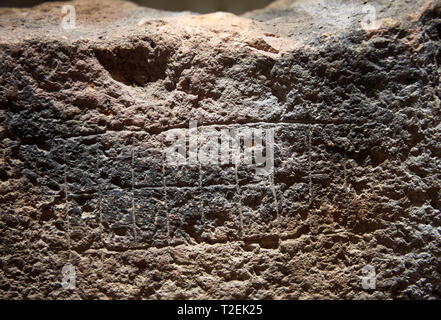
[56,118,364,139]
[145,118,363,135]
[59,182,281,196]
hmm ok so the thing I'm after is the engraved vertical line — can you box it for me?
[235,164,243,237]
[161,147,170,243]
[308,125,313,206]
[198,153,205,228]
[131,146,137,241]
[266,128,279,224]
[96,148,103,234]
[270,172,279,223]
[63,141,72,261]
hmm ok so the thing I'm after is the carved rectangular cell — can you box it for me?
[273,124,309,189]
[100,145,133,191]
[201,164,236,187]
[134,188,168,246]
[68,193,101,226]
[310,124,351,208]
[225,125,277,186]
[99,131,146,191]
[279,182,310,209]
[167,187,202,244]
[240,185,279,237]
[160,127,199,187]
[236,163,269,186]
[65,137,102,195]
[66,194,102,252]
[278,184,310,235]
[134,149,164,188]
[101,188,135,249]
[163,164,200,188]
[269,124,309,227]
[18,139,65,197]
[200,185,240,243]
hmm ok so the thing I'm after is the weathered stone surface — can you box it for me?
[0,0,440,299]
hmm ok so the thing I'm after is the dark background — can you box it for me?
[0,0,274,14]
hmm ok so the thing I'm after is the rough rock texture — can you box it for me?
[0,0,440,299]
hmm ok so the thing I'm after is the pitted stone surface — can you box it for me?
[0,0,440,299]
